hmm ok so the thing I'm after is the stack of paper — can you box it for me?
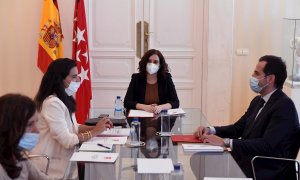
[70,151,118,163]
[167,108,186,115]
[79,143,113,152]
[128,110,154,117]
[137,158,174,174]
[98,128,130,137]
[182,144,224,152]
[89,136,128,145]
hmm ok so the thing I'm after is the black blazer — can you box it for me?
[215,89,300,179]
[124,73,179,109]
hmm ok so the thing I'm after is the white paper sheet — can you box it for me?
[204,178,252,180]
[182,144,224,152]
[137,158,174,174]
[128,110,154,117]
[79,142,113,152]
[167,108,186,115]
[88,136,128,145]
[97,128,130,137]
[70,151,118,163]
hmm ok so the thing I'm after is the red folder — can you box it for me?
[171,134,202,143]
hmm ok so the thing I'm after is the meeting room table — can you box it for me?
[83,108,246,180]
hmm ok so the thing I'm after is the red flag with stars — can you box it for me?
[72,0,91,124]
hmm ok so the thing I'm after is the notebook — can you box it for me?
[171,134,202,143]
[182,144,224,152]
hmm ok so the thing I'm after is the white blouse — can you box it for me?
[30,95,79,179]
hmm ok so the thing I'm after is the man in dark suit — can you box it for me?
[194,55,300,179]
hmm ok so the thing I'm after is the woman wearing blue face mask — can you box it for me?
[124,49,179,114]
[0,94,53,179]
[30,58,113,179]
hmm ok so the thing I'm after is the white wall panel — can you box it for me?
[91,56,135,82]
[149,0,194,50]
[167,57,194,81]
[89,0,135,50]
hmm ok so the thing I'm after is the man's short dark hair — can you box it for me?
[259,55,287,89]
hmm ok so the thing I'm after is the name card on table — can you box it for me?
[128,110,154,117]
[167,108,186,115]
[88,136,127,145]
[98,128,130,137]
[70,152,118,163]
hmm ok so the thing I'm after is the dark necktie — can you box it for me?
[244,98,265,137]
[254,98,265,120]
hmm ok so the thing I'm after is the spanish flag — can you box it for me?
[37,0,64,73]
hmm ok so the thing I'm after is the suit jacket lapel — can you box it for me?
[243,89,282,138]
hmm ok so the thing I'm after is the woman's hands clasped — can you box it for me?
[142,104,163,114]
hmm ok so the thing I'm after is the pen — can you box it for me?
[97,144,111,149]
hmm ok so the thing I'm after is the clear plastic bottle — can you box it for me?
[130,118,140,146]
[114,96,123,119]
[160,109,171,136]
[170,163,184,180]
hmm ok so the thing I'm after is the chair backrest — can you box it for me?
[251,156,300,180]
[28,154,50,175]
[251,128,300,180]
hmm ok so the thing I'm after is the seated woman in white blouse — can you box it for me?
[31,58,113,179]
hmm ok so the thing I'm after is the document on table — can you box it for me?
[79,142,113,152]
[128,110,154,117]
[97,128,130,137]
[137,158,174,174]
[182,144,224,152]
[70,151,118,163]
[204,178,252,180]
[167,108,186,115]
[89,136,127,145]
[171,134,202,143]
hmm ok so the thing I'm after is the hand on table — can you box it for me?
[93,117,113,134]
[193,126,210,140]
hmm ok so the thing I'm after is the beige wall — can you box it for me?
[231,0,300,122]
[0,0,75,98]
[1,0,300,125]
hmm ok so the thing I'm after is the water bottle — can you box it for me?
[170,163,184,180]
[114,96,123,119]
[130,118,140,146]
[160,109,171,136]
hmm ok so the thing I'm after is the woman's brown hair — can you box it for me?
[0,94,36,178]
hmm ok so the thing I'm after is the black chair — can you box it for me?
[251,156,300,180]
[251,129,300,180]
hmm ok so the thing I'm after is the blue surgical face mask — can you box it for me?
[249,76,269,93]
[18,133,39,150]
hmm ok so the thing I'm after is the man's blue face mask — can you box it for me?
[249,76,269,93]
[18,133,39,150]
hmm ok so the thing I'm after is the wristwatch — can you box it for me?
[223,138,230,148]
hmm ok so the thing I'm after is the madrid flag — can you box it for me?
[72,0,92,124]
[37,0,64,73]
